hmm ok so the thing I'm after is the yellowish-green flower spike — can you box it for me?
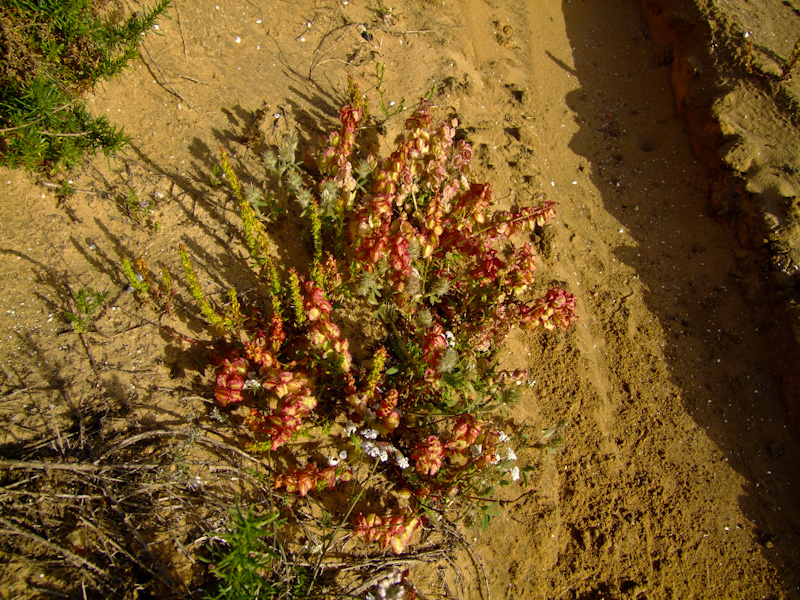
[268,291,283,317]
[288,269,306,326]
[365,346,388,400]
[219,147,244,202]
[122,258,149,299]
[179,246,225,329]
[224,288,245,330]
[309,200,325,290]
[219,147,285,306]
[159,265,173,296]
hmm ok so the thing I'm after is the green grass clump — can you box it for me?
[0,0,171,172]
[204,506,310,600]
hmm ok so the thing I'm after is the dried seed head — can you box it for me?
[356,159,373,180]
[295,188,313,209]
[285,168,303,193]
[355,271,381,298]
[377,303,399,324]
[244,184,261,204]
[407,237,422,262]
[437,347,459,374]
[427,276,451,301]
[279,132,298,164]
[416,309,434,329]
[320,179,339,214]
[262,149,278,173]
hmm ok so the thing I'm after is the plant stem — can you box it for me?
[305,461,379,596]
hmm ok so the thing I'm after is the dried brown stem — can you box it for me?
[0,516,112,584]
[441,521,490,600]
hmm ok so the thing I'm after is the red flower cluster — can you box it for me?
[245,368,318,450]
[445,415,483,452]
[348,101,470,302]
[504,243,539,295]
[410,435,445,475]
[421,323,447,384]
[490,201,556,237]
[274,462,353,497]
[214,325,281,408]
[335,97,564,330]
[354,512,422,554]
[304,280,352,372]
[375,388,401,433]
[409,417,491,477]
[213,345,319,450]
[214,356,249,407]
[243,318,284,367]
[318,105,361,206]
[521,288,578,331]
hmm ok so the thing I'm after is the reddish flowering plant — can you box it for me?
[420,323,448,384]
[375,389,401,433]
[274,462,353,497]
[521,288,578,331]
[318,104,362,206]
[354,512,422,554]
[446,415,483,452]
[185,94,578,564]
[410,436,446,476]
[244,372,318,450]
[303,279,353,372]
[214,356,249,407]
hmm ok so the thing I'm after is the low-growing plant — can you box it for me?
[204,506,304,600]
[64,285,109,333]
[122,256,176,315]
[0,0,171,172]
[134,91,577,594]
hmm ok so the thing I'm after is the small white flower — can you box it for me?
[444,330,456,346]
[360,428,379,440]
[362,441,379,458]
[497,431,510,443]
[469,444,483,457]
[328,456,340,466]
[339,450,348,460]
[506,448,517,461]
[396,455,410,469]
[186,475,203,492]
[378,449,389,462]
[491,452,501,464]
[344,422,358,436]
[510,466,520,481]
[243,378,262,390]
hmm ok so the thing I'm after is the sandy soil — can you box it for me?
[1,0,800,599]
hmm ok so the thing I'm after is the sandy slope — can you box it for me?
[1,0,799,598]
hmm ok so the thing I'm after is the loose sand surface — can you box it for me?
[1,1,799,598]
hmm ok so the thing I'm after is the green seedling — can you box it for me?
[64,286,108,333]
